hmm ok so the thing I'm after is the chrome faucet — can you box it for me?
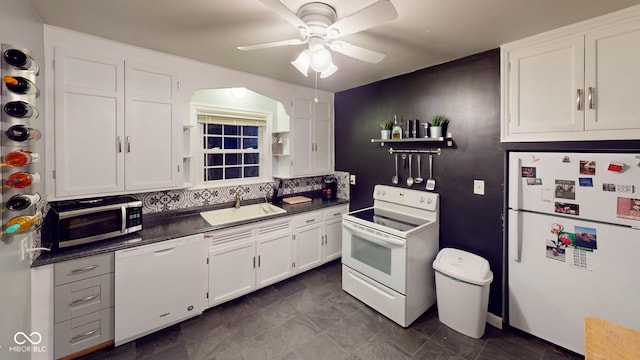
[234,192,241,209]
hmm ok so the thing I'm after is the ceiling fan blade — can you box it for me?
[238,39,306,51]
[326,0,398,38]
[258,0,307,30]
[328,41,386,63]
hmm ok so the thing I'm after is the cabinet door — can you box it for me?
[312,100,334,175]
[323,218,343,262]
[291,98,313,176]
[124,62,181,191]
[293,224,323,274]
[585,18,640,131]
[54,48,125,197]
[208,238,256,307]
[506,36,585,135]
[256,232,293,289]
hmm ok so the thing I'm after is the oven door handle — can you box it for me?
[343,222,405,247]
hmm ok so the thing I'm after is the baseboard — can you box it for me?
[486,312,503,329]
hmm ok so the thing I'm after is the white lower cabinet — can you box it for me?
[322,205,349,262]
[292,211,324,274]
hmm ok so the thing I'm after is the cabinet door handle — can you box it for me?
[127,136,131,153]
[69,294,99,307]
[588,87,594,109]
[306,219,315,224]
[117,136,123,153]
[258,255,261,267]
[70,328,99,343]
[69,265,98,275]
[576,89,583,110]
[253,256,256,269]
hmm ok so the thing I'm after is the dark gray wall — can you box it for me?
[335,49,504,316]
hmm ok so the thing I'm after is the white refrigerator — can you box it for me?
[508,151,640,355]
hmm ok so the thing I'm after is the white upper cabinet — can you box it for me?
[52,49,180,198]
[501,7,640,142]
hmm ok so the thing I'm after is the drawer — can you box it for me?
[55,253,114,285]
[55,273,113,323]
[291,210,322,228]
[323,205,349,221]
[54,307,113,359]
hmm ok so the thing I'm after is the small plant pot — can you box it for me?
[381,130,391,139]
[429,126,442,139]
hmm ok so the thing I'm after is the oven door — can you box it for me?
[342,219,406,294]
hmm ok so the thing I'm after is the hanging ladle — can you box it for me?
[415,155,424,184]
[406,154,414,187]
[392,153,399,184]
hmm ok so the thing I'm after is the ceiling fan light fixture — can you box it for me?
[291,49,311,76]
[320,62,338,78]
[310,46,332,72]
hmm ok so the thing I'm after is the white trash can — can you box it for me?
[432,248,493,338]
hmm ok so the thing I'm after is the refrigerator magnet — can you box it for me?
[521,166,536,178]
[555,202,580,216]
[607,162,625,173]
[579,160,596,175]
[555,180,576,200]
[527,178,542,185]
[578,178,593,187]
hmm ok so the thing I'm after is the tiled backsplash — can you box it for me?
[131,171,350,214]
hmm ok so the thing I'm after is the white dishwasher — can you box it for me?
[114,234,207,346]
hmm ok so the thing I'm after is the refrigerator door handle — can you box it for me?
[508,210,523,262]
[508,156,522,210]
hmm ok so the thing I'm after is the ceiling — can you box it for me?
[30,0,640,92]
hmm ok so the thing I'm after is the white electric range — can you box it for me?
[342,185,439,327]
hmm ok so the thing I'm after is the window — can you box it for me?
[197,107,269,185]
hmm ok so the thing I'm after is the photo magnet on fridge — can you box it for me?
[579,160,596,175]
[579,178,593,187]
[555,180,576,200]
[521,166,536,178]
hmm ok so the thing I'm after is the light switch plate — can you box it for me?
[350,174,356,185]
[474,180,485,195]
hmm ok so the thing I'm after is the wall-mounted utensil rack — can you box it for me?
[388,148,442,156]
[371,135,453,147]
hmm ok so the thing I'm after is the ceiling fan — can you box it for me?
[238,0,398,78]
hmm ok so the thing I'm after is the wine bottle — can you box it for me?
[3,49,39,75]
[3,101,38,118]
[5,211,42,234]
[6,172,40,188]
[6,193,41,211]
[5,125,41,142]
[3,150,40,167]
[2,75,39,96]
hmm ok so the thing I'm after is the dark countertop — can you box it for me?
[32,194,349,267]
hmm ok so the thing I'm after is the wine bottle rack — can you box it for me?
[1,44,41,237]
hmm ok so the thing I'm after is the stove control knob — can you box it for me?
[381,189,386,196]
[427,197,433,204]
[420,196,425,203]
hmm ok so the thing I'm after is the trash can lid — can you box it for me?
[432,248,493,286]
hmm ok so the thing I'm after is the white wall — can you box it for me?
[0,1,44,358]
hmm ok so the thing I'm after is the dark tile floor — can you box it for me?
[81,260,583,360]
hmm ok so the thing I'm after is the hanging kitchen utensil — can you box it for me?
[426,154,436,191]
[406,153,414,186]
[415,154,424,184]
[392,153,399,184]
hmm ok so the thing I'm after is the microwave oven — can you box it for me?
[45,195,143,250]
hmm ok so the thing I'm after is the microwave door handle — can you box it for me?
[58,203,128,219]
[343,222,405,247]
[121,206,127,232]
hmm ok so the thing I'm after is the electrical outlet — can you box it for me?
[474,180,485,195]
[350,174,356,185]
[21,237,29,261]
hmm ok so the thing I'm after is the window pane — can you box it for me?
[224,137,239,149]
[206,136,222,149]
[207,124,222,135]
[205,154,223,166]
[244,166,259,178]
[244,153,259,164]
[243,126,258,136]
[224,125,239,135]
[225,153,242,165]
[243,138,258,149]
[225,167,241,179]
[205,168,223,181]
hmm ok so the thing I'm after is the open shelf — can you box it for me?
[371,137,453,147]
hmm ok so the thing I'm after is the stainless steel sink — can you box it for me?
[200,203,286,226]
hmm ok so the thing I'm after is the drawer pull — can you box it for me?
[70,328,99,343]
[305,219,315,223]
[69,265,98,275]
[333,212,342,216]
[69,294,99,307]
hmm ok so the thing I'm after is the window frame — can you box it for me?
[193,104,273,188]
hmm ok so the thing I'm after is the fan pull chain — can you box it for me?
[314,71,319,103]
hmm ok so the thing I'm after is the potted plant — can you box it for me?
[380,120,393,139]
[428,115,449,139]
